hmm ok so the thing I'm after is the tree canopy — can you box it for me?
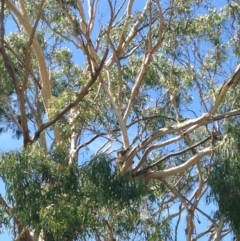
[0,0,240,240]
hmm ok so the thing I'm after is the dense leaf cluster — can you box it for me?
[0,147,163,240]
[209,124,240,237]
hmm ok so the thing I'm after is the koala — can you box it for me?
[116,148,133,171]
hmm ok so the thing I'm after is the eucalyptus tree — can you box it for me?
[0,0,240,240]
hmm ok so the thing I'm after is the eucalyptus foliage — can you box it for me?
[0,0,240,240]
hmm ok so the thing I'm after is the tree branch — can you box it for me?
[5,0,52,110]
[22,0,45,91]
[32,48,109,143]
[210,64,240,114]
[135,136,211,175]
[145,141,224,179]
